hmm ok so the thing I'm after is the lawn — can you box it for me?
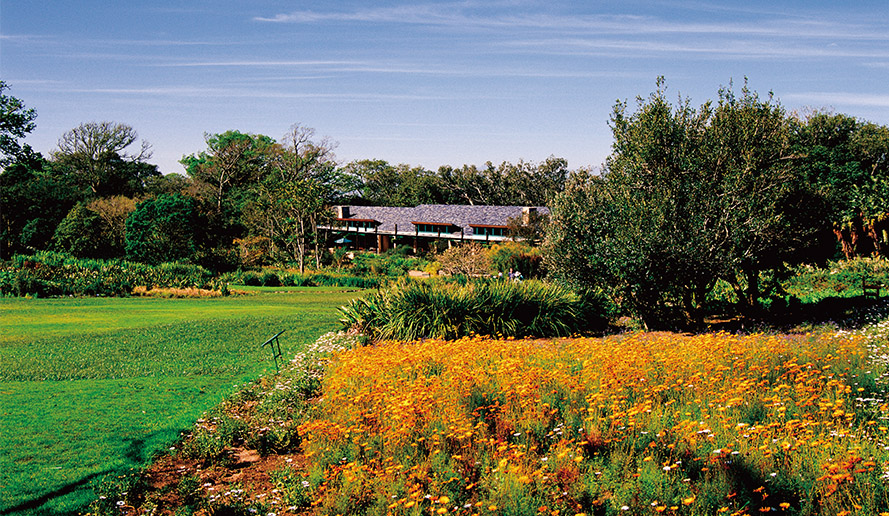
[0,288,360,516]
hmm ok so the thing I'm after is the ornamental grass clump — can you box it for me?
[338,278,611,340]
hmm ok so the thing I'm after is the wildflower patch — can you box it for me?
[299,332,889,515]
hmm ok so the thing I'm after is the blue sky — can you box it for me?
[2,1,888,175]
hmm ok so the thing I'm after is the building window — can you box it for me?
[473,226,506,237]
[416,223,453,234]
[345,220,377,230]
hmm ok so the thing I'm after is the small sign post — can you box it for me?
[261,330,286,372]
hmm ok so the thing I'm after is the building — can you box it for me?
[323,204,549,252]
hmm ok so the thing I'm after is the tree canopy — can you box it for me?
[52,121,158,197]
[546,79,830,328]
[1,79,886,282]
[0,81,38,168]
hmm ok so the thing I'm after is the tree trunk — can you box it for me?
[297,218,306,274]
[743,264,759,316]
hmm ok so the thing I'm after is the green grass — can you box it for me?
[0,289,360,515]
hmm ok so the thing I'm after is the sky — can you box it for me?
[2,1,889,176]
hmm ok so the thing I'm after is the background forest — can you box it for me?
[1,78,888,328]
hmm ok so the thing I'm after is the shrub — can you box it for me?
[435,242,491,276]
[338,278,612,340]
[489,241,545,279]
[349,250,428,278]
[0,252,215,297]
[241,270,262,286]
[224,268,382,289]
[259,270,280,287]
[125,193,204,265]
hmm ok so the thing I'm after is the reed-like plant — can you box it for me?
[339,278,612,340]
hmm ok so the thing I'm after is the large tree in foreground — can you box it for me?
[546,79,826,328]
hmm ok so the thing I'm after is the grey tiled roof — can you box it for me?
[338,204,549,236]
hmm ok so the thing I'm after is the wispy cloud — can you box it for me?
[65,86,454,102]
[505,37,889,60]
[151,58,646,79]
[254,5,889,42]
[156,60,368,68]
[784,92,889,109]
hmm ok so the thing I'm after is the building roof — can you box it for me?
[334,204,548,237]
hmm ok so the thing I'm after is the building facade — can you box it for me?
[323,204,548,252]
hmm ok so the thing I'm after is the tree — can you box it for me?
[52,121,158,196]
[144,172,192,197]
[233,125,341,270]
[701,83,827,308]
[182,130,277,214]
[180,131,279,267]
[506,210,550,246]
[436,158,569,206]
[546,79,823,328]
[791,112,889,257]
[274,124,337,182]
[0,158,80,258]
[344,159,444,206]
[52,203,108,258]
[245,178,329,272]
[0,81,38,168]
[125,193,203,264]
[87,195,138,256]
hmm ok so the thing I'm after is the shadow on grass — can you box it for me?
[0,471,107,516]
[1,433,171,516]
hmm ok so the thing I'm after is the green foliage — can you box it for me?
[785,258,889,302]
[0,251,214,297]
[338,278,613,340]
[435,156,569,206]
[52,203,109,258]
[245,176,330,272]
[0,80,38,167]
[181,130,277,212]
[349,249,428,277]
[341,159,446,206]
[0,158,82,258]
[270,466,314,508]
[546,79,828,329]
[225,268,381,289]
[125,193,204,265]
[87,473,147,516]
[51,121,159,197]
[342,156,569,206]
[489,241,545,279]
[792,111,889,225]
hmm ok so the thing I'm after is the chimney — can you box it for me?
[521,207,536,225]
[335,206,350,219]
